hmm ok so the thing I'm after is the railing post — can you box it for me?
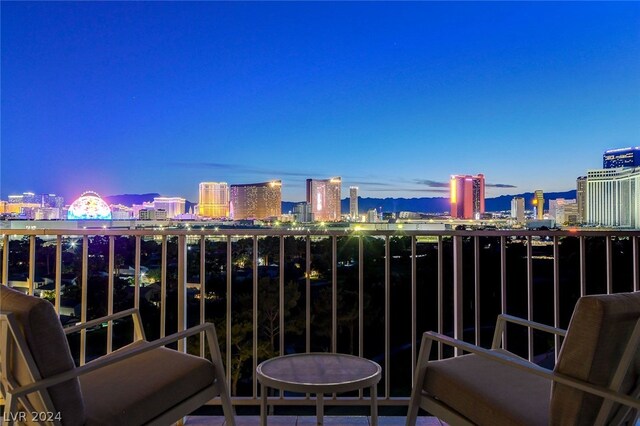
[437,236,443,359]
[2,234,8,285]
[55,236,61,314]
[453,235,463,357]
[410,235,417,385]
[579,236,586,296]
[527,235,533,362]
[634,236,639,292]
[226,235,232,393]
[359,235,364,399]
[306,236,311,353]
[80,235,88,366]
[253,235,258,398]
[279,236,285,357]
[384,235,390,398]
[605,236,613,294]
[359,235,364,359]
[28,235,35,296]
[134,235,141,309]
[474,236,480,346]
[160,235,167,338]
[553,236,560,361]
[332,235,338,354]
[107,236,115,354]
[177,234,187,353]
[200,235,206,358]
[500,235,507,350]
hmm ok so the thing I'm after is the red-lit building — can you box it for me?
[450,174,485,219]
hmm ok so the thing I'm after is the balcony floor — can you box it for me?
[185,416,442,425]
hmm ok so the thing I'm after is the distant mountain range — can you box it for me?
[107,190,577,215]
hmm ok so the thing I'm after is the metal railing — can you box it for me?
[1,228,639,408]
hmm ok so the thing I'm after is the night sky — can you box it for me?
[2,2,639,202]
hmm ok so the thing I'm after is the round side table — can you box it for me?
[256,353,382,426]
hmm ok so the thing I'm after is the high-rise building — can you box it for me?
[586,167,640,228]
[199,182,229,218]
[153,197,186,219]
[230,180,282,220]
[603,147,640,169]
[576,176,587,224]
[293,202,313,223]
[349,186,359,220]
[8,193,64,209]
[449,174,485,219]
[533,190,545,220]
[549,198,576,220]
[366,209,379,223]
[306,177,342,222]
[556,202,579,226]
[132,202,154,219]
[510,197,525,223]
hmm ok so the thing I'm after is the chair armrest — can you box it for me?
[423,331,640,411]
[492,314,566,349]
[8,322,219,400]
[63,308,139,335]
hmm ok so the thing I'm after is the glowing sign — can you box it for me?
[67,191,112,220]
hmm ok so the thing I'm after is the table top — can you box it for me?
[256,353,382,394]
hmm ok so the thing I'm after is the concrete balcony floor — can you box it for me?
[185,416,442,426]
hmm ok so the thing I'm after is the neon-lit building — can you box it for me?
[198,182,229,218]
[67,191,112,220]
[230,181,282,220]
[449,174,485,219]
[306,177,342,222]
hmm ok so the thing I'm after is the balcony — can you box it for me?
[1,228,639,422]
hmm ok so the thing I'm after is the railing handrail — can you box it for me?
[1,227,640,238]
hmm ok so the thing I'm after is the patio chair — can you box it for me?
[0,285,236,426]
[406,291,640,426]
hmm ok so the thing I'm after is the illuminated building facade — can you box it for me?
[511,197,525,223]
[153,197,186,219]
[199,182,229,218]
[556,203,579,225]
[449,174,485,219]
[139,209,167,220]
[6,193,64,218]
[67,191,112,220]
[306,177,342,222]
[577,176,587,224]
[586,167,640,228]
[533,190,545,220]
[350,186,359,220]
[293,202,313,223]
[549,198,576,220]
[603,147,640,169]
[230,181,282,220]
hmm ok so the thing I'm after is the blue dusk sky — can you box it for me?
[2,1,639,203]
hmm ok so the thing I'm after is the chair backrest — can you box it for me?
[0,285,86,426]
[550,291,640,424]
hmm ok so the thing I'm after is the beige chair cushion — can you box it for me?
[423,351,552,426]
[80,341,216,425]
[0,286,85,426]
[551,291,640,424]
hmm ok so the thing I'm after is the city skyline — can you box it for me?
[2,2,639,201]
